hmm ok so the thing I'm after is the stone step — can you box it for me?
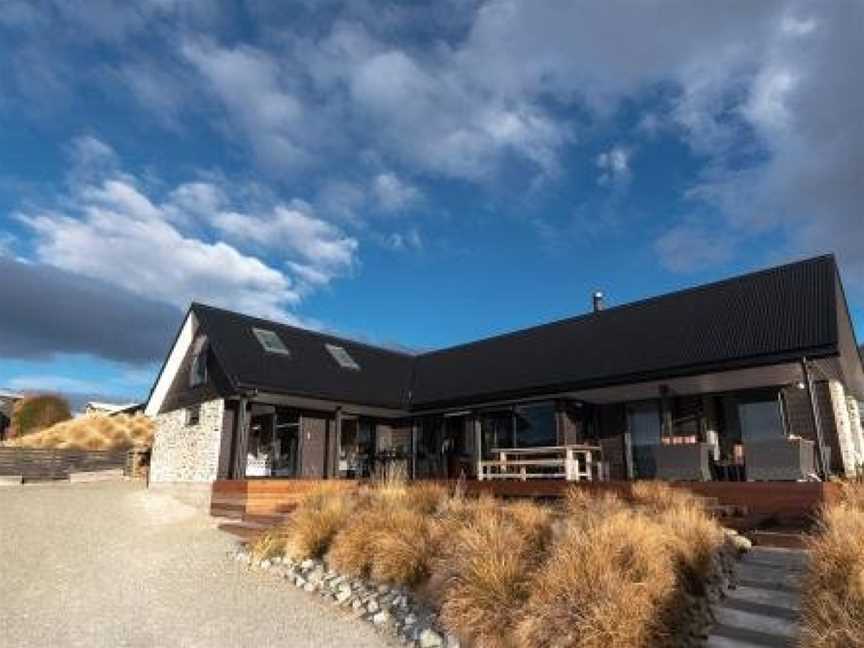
[748,531,810,550]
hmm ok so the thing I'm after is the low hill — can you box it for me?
[4,414,154,451]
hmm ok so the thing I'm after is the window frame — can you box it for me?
[185,405,201,427]
[325,343,361,370]
[252,327,291,356]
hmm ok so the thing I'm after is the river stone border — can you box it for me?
[229,529,749,648]
[230,547,457,648]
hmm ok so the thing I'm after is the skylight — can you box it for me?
[252,328,291,356]
[326,343,360,370]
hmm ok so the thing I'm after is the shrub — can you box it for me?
[371,507,434,586]
[516,510,675,648]
[6,414,154,450]
[630,481,698,512]
[659,503,723,596]
[284,488,356,560]
[251,525,290,562]
[327,499,382,577]
[800,503,864,647]
[435,507,538,648]
[10,394,71,438]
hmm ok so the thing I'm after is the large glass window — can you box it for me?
[627,401,661,446]
[738,398,785,443]
[514,403,557,448]
[480,411,514,458]
[338,418,376,478]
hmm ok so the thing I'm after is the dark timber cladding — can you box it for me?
[186,255,859,412]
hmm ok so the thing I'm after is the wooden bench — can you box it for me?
[478,445,608,482]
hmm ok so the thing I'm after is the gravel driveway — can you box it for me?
[0,481,391,648]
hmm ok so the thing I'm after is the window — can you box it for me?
[325,343,360,370]
[185,405,201,426]
[252,327,291,356]
[514,402,557,448]
[627,401,661,446]
[738,398,785,443]
[189,335,208,387]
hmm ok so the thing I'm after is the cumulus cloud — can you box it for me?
[372,173,421,213]
[16,138,359,321]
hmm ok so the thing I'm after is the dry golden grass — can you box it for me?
[630,481,699,512]
[371,507,434,586]
[516,510,676,648]
[250,525,290,562]
[250,480,724,647]
[284,487,357,560]
[659,503,723,595]
[435,506,539,648]
[5,414,153,450]
[800,502,864,648]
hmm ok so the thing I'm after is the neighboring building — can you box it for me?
[144,255,864,492]
[0,391,24,442]
[84,401,141,416]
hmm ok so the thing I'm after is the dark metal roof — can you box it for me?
[191,255,848,411]
[410,255,841,408]
[193,304,415,410]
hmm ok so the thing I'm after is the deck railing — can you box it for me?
[478,445,608,482]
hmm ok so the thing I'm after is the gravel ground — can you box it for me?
[0,481,392,648]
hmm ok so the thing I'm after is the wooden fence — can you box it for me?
[0,448,129,481]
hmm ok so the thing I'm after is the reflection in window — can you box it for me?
[514,403,557,448]
[189,335,208,387]
[627,401,661,446]
[738,399,785,443]
[339,419,375,478]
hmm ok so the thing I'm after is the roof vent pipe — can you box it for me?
[592,291,605,313]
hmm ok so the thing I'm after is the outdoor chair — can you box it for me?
[653,442,713,481]
[743,437,816,481]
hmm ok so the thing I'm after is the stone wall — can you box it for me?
[150,399,226,483]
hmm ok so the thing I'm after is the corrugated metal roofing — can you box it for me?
[194,305,415,409]
[411,255,839,407]
[193,255,844,411]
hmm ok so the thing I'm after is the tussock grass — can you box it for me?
[284,487,357,560]
[251,525,290,562]
[435,506,538,648]
[5,414,153,450]
[631,481,699,512]
[252,479,724,647]
[800,501,864,647]
[516,510,676,648]
[660,503,724,596]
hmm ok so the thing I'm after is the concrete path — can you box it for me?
[707,547,807,648]
[0,481,391,648]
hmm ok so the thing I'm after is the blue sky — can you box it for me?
[1,1,862,409]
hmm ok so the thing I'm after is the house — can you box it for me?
[144,255,864,499]
[0,391,23,442]
[84,401,141,416]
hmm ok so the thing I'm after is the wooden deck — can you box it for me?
[211,477,839,537]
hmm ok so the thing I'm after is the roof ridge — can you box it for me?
[191,302,417,358]
[414,254,836,359]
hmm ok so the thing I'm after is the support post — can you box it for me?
[802,357,829,480]
[232,398,249,479]
[410,419,417,480]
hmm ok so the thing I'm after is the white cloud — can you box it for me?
[596,146,631,186]
[386,228,423,252]
[181,40,310,169]
[373,173,421,213]
[654,225,734,273]
[212,201,358,295]
[17,138,360,321]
